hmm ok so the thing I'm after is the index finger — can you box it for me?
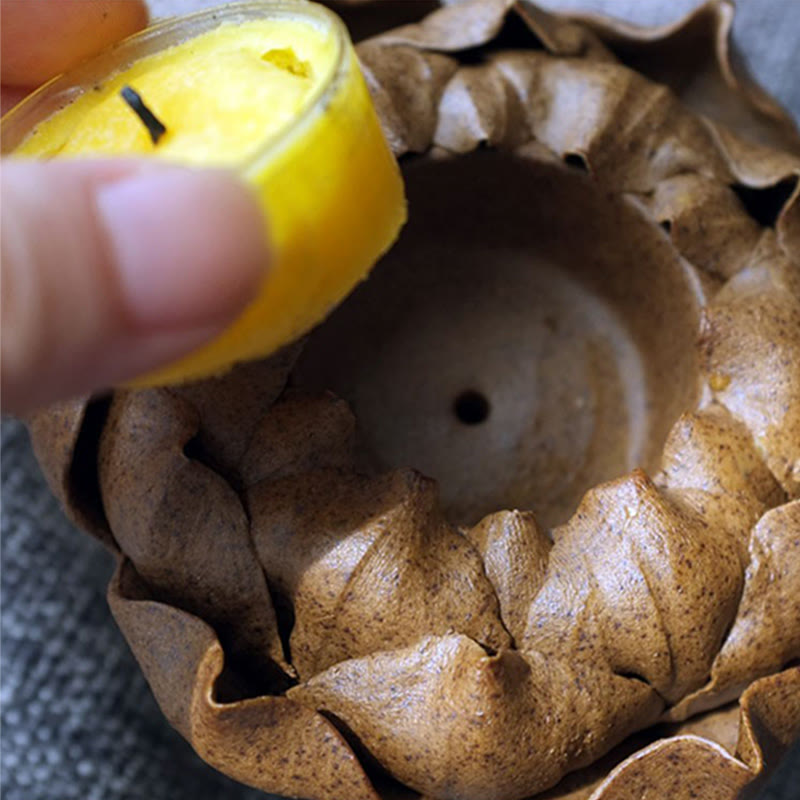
[1,0,149,88]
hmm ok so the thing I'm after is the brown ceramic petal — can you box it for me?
[736,666,800,776]
[522,470,744,704]
[98,388,289,686]
[700,239,800,496]
[248,467,510,679]
[599,668,800,800]
[536,669,799,800]
[288,634,661,800]
[585,736,753,800]
[493,51,734,192]
[355,41,458,156]
[535,712,743,800]
[431,58,532,152]
[549,0,800,273]
[644,174,763,280]
[239,389,356,488]
[511,1,617,64]
[667,501,800,721]
[165,341,302,482]
[777,179,800,263]
[362,0,800,261]
[466,510,551,644]
[374,0,516,52]
[108,559,382,800]
[27,397,115,548]
[700,122,800,188]
[538,0,800,154]
[656,405,782,545]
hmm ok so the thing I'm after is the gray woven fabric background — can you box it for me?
[2,1,798,799]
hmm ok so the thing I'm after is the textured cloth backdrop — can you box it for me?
[2,1,798,799]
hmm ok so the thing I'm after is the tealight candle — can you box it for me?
[1,0,406,385]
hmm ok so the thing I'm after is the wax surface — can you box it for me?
[17,18,339,165]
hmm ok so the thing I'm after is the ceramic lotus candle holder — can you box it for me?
[28,1,800,799]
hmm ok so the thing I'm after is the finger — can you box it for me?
[1,0,148,87]
[1,85,28,116]
[1,159,268,415]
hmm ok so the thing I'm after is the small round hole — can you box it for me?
[564,152,588,172]
[453,390,490,425]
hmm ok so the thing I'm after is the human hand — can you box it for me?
[1,0,269,415]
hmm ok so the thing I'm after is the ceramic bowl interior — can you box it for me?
[295,151,705,527]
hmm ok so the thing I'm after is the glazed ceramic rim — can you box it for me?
[0,0,350,173]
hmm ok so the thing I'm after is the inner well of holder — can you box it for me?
[295,151,703,528]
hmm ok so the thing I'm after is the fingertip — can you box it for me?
[96,169,269,331]
[1,161,269,415]
[1,0,149,87]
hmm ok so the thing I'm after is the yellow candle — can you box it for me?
[2,1,406,385]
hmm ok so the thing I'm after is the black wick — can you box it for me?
[120,85,167,145]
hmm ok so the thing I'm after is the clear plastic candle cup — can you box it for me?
[1,0,407,385]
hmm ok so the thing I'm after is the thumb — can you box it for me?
[1,160,268,415]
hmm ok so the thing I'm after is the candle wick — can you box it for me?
[120,85,167,145]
